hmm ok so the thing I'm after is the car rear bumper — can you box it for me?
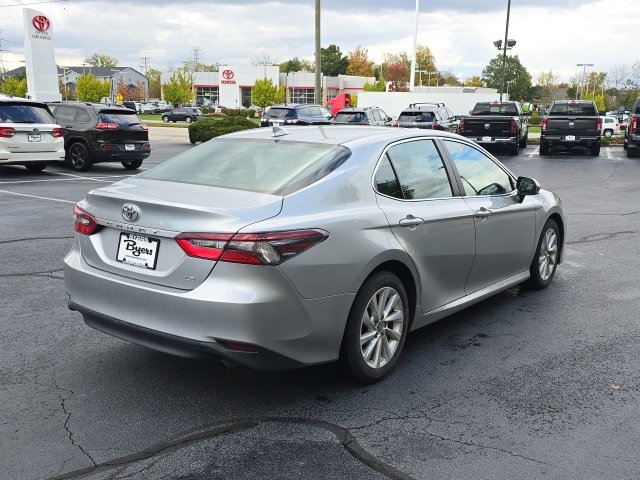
[463,136,517,144]
[0,146,65,163]
[91,143,151,163]
[63,246,354,369]
[541,135,600,148]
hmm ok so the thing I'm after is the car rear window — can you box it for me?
[548,103,597,116]
[398,111,435,122]
[471,103,518,115]
[140,138,351,196]
[98,111,144,126]
[334,112,366,123]
[0,103,55,123]
[266,108,295,119]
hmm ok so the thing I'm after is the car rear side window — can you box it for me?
[141,138,351,196]
[335,112,365,123]
[381,140,453,200]
[53,106,76,124]
[0,103,55,123]
[374,158,403,199]
[398,111,435,122]
[98,112,143,126]
[267,108,295,119]
[443,140,514,196]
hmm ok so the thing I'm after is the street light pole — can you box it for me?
[576,63,593,100]
[500,0,512,102]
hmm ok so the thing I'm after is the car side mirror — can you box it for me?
[516,176,540,201]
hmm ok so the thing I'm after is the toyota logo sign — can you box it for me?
[32,15,51,32]
[122,204,139,222]
[222,69,235,80]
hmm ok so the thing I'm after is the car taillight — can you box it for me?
[542,118,548,132]
[140,123,148,131]
[510,119,517,134]
[0,127,15,138]
[432,122,443,130]
[458,118,465,134]
[96,122,119,130]
[596,117,602,132]
[51,127,64,138]
[73,205,100,235]
[176,229,328,265]
[631,117,637,134]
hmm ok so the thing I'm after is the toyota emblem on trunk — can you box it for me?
[122,204,139,222]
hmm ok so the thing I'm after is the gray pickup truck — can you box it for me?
[540,100,601,156]
[458,101,528,155]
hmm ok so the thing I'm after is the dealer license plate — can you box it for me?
[116,233,160,270]
[27,134,41,142]
[125,144,135,151]
[565,135,576,141]
[482,136,492,142]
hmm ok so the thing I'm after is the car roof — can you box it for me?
[222,125,463,148]
[48,101,136,112]
[0,96,49,107]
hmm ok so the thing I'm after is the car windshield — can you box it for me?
[98,111,143,126]
[471,103,519,115]
[398,111,435,122]
[549,103,597,116]
[266,108,295,119]
[141,138,351,196]
[0,103,55,123]
[334,112,366,123]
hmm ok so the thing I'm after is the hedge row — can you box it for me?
[188,117,259,144]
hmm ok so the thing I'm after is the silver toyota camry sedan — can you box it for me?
[64,126,564,383]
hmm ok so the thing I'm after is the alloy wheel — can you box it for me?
[538,228,558,281]
[359,286,404,369]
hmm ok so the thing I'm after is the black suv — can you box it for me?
[395,102,459,133]
[49,102,150,171]
[260,104,333,127]
[332,106,392,126]
[162,107,202,124]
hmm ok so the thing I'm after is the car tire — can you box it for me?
[519,134,528,148]
[623,139,628,150]
[67,142,93,171]
[628,147,638,158]
[185,116,192,124]
[121,159,143,170]
[162,116,169,123]
[526,218,559,290]
[510,141,520,156]
[25,163,46,172]
[590,144,601,156]
[539,142,549,156]
[341,271,409,384]
[603,129,613,138]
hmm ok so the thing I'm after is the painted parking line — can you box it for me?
[0,188,76,204]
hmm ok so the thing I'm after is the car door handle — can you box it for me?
[399,215,424,228]
[474,208,492,218]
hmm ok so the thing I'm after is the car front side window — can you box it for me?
[442,140,514,196]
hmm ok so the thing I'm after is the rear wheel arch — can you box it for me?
[547,212,565,263]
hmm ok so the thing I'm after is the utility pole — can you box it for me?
[139,56,150,76]
[499,0,512,102]
[0,31,8,73]
[190,47,201,72]
[314,0,321,104]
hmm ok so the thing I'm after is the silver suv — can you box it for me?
[332,106,392,126]
[395,102,459,133]
[0,96,65,172]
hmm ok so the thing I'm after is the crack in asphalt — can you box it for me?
[51,371,98,470]
[566,230,639,245]
[0,268,64,279]
[0,236,73,244]
[49,417,415,480]
[570,211,640,217]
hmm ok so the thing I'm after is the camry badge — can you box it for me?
[122,204,139,222]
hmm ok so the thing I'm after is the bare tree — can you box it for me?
[608,64,630,90]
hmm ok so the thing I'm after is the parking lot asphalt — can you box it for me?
[1,129,640,480]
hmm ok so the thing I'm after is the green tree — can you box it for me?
[276,84,286,104]
[147,68,161,99]
[415,45,437,86]
[162,66,194,106]
[363,79,387,92]
[465,75,483,87]
[320,44,348,76]
[481,54,532,101]
[437,70,462,86]
[76,74,111,102]
[346,46,374,77]
[279,57,314,73]
[535,70,559,106]
[1,76,28,98]
[252,78,279,109]
[84,53,119,67]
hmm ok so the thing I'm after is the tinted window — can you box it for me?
[398,111,435,122]
[98,111,143,127]
[266,108,295,119]
[374,157,403,199]
[334,112,366,123]
[471,103,519,115]
[370,110,381,122]
[548,103,597,116]
[53,106,76,123]
[0,103,55,123]
[141,138,351,196]
[385,140,452,200]
[443,140,513,196]
[76,109,91,123]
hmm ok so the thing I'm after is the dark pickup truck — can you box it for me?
[458,101,528,155]
[540,100,601,156]
[624,97,640,158]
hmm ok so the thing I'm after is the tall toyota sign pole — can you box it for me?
[315,0,321,104]
[499,0,512,102]
[23,8,61,101]
[409,0,419,92]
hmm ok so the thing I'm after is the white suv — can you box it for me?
[600,115,621,137]
[0,97,65,172]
